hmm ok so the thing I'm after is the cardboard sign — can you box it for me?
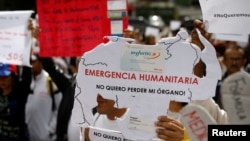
[71,30,221,140]
[220,71,250,124]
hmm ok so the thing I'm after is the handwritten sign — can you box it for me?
[37,0,110,57]
[0,11,33,66]
[180,103,216,141]
[71,30,222,140]
[220,71,250,124]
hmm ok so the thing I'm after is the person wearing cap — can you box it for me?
[0,63,32,141]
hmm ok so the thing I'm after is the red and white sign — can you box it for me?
[71,30,221,140]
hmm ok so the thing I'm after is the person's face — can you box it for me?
[223,48,246,75]
[96,94,115,115]
[0,75,13,91]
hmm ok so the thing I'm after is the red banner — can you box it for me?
[37,0,111,57]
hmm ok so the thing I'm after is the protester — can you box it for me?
[40,57,79,141]
[154,19,228,141]
[0,63,31,141]
[214,43,250,124]
[25,51,62,141]
[215,44,247,109]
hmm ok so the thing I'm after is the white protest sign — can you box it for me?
[212,33,249,43]
[71,30,221,140]
[220,71,250,124]
[180,103,216,141]
[199,0,250,34]
[0,10,33,66]
[89,126,134,141]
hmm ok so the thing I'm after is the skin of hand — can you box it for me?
[191,19,212,48]
[28,18,41,40]
[155,116,184,141]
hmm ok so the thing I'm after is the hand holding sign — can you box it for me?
[155,115,185,141]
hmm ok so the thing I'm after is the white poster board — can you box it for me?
[72,30,222,140]
[199,0,250,34]
[0,11,33,66]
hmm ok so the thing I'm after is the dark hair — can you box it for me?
[224,45,245,58]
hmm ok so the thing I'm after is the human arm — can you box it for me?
[191,20,213,78]
[29,20,73,93]
[40,57,72,93]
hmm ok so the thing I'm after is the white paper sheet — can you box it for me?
[0,10,33,66]
[199,0,250,34]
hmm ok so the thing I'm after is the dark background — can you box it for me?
[0,0,37,17]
